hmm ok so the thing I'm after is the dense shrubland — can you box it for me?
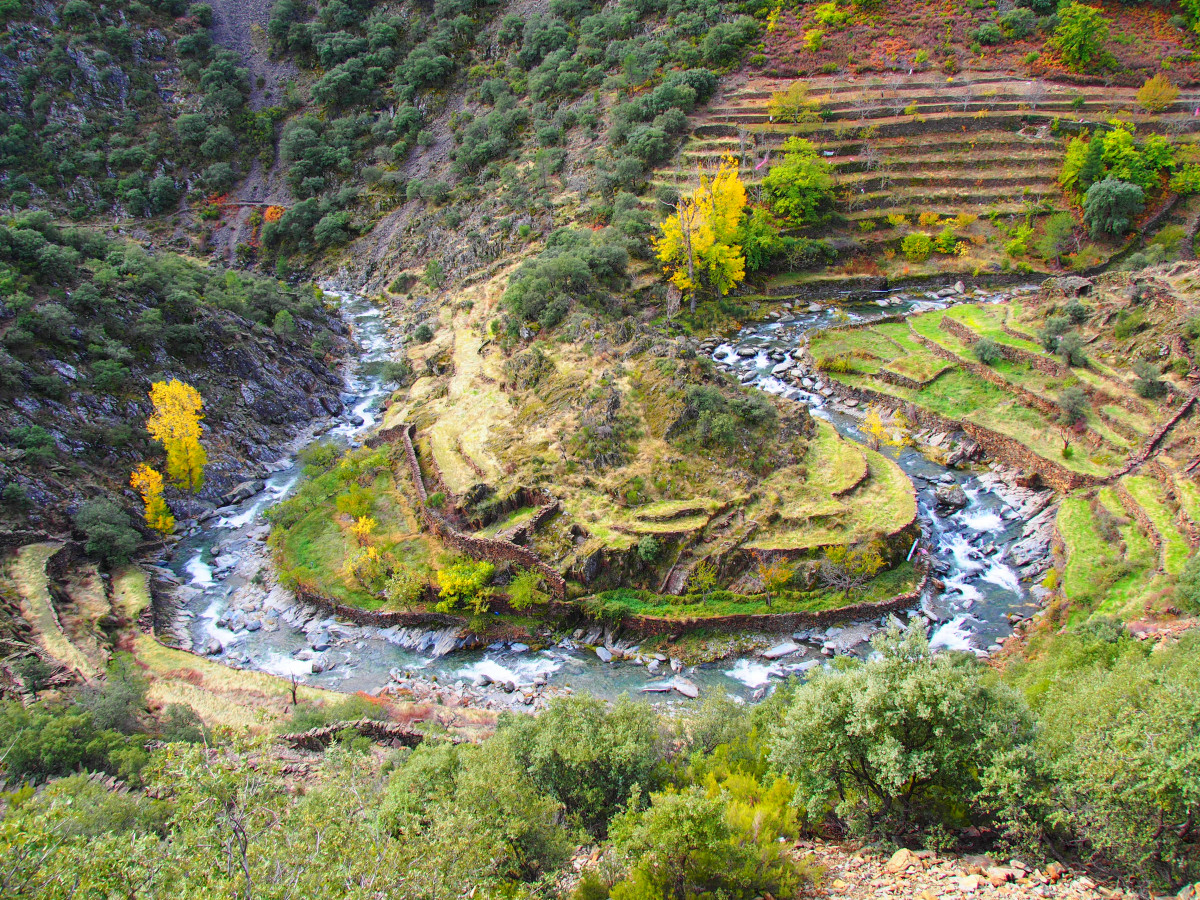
[0,212,343,531]
[0,0,266,218]
[3,623,1198,896]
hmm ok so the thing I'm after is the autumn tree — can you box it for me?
[146,380,207,492]
[862,405,887,450]
[349,515,376,546]
[819,541,886,597]
[754,553,795,608]
[1136,74,1179,114]
[654,156,747,312]
[130,464,175,534]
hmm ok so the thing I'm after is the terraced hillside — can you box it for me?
[795,259,1200,626]
[657,73,1200,294]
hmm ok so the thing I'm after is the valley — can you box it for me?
[3,0,1200,895]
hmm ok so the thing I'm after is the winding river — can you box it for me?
[164,285,1048,708]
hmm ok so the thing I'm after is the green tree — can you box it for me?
[498,695,662,837]
[1084,177,1144,238]
[770,625,1036,833]
[1051,3,1112,71]
[75,499,141,566]
[1058,385,1090,425]
[761,137,834,226]
[1036,212,1078,265]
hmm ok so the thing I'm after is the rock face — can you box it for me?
[0,298,350,532]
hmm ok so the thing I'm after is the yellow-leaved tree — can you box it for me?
[130,463,175,534]
[147,379,207,492]
[653,156,747,313]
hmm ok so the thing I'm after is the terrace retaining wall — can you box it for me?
[800,350,1100,492]
[619,559,933,638]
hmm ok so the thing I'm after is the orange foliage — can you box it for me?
[264,205,285,222]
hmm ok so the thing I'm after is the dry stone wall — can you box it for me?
[620,560,933,637]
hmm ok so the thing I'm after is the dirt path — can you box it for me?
[205,0,297,262]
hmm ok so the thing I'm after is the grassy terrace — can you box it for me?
[1057,490,1160,625]
[270,447,439,611]
[1125,475,1192,576]
[589,560,918,619]
[748,426,916,553]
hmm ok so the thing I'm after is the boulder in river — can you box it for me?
[761,641,800,660]
[672,677,699,699]
[595,646,613,663]
[220,480,265,507]
[935,484,969,511]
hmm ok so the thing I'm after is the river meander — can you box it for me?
[164,285,1047,708]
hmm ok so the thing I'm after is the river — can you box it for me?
[164,286,1049,709]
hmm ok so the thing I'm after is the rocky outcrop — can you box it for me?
[279,718,456,751]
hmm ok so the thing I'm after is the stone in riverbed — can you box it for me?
[672,677,699,699]
[761,641,800,660]
[640,680,675,693]
[595,646,613,663]
[935,484,969,510]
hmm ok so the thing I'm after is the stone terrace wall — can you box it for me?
[802,355,1099,493]
[939,314,1066,376]
[382,423,569,599]
[1113,481,1164,567]
[620,560,933,637]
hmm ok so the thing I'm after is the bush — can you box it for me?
[770,626,1035,833]
[972,337,1002,365]
[636,535,660,563]
[1136,73,1179,113]
[1011,629,1200,888]
[413,323,434,343]
[498,695,661,837]
[435,560,495,614]
[1132,359,1167,398]
[901,232,933,262]
[974,22,1004,44]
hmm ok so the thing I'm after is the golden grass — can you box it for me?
[112,566,152,620]
[8,543,99,678]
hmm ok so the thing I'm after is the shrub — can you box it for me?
[974,22,1004,44]
[1132,359,1167,398]
[973,337,1002,365]
[1000,7,1037,37]
[497,695,662,837]
[435,560,495,614]
[1136,73,1179,113]
[413,323,434,343]
[770,626,1035,833]
[506,569,548,610]
[636,535,660,563]
[76,499,141,566]
[901,232,933,262]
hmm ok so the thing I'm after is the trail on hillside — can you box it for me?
[206,0,297,260]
